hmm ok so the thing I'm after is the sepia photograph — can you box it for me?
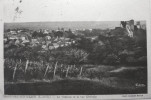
[1,0,151,99]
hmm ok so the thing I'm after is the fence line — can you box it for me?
[4,59,85,81]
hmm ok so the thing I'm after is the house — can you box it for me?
[21,36,26,41]
[60,37,65,40]
[67,42,72,45]
[46,36,51,40]
[47,43,54,50]
[9,36,18,40]
[31,43,38,47]
[60,43,64,47]
[98,41,104,46]
[10,31,17,35]
[54,37,59,42]
[57,41,62,44]
[22,40,30,44]
[86,36,98,42]
[43,30,49,34]
[31,39,39,44]
[65,43,69,46]
[46,41,52,46]
[91,36,98,41]
[42,45,48,50]
[4,38,8,43]
[53,43,59,49]
[65,38,70,41]
[17,30,22,33]
[49,46,54,50]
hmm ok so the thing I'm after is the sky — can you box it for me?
[3,0,150,22]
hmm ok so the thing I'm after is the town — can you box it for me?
[4,20,146,53]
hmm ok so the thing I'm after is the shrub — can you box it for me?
[103,54,119,65]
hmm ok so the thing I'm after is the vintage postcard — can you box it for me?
[0,0,151,99]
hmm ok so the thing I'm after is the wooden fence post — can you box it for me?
[25,60,29,74]
[79,66,83,76]
[65,65,70,77]
[13,64,17,80]
[44,64,49,77]
[53,61,58,77]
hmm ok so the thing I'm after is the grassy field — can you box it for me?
[5,78,147,95]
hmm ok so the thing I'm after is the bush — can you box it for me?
[103,54,119,65]
[83,66,113,79]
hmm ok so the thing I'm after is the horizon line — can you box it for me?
[4,20,146,23]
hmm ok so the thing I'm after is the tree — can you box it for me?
[76,37,94,53]
[63,48,89,65]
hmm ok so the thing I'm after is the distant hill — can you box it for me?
[4,21,120,31]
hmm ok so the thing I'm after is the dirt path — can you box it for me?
[109,67,145,73]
